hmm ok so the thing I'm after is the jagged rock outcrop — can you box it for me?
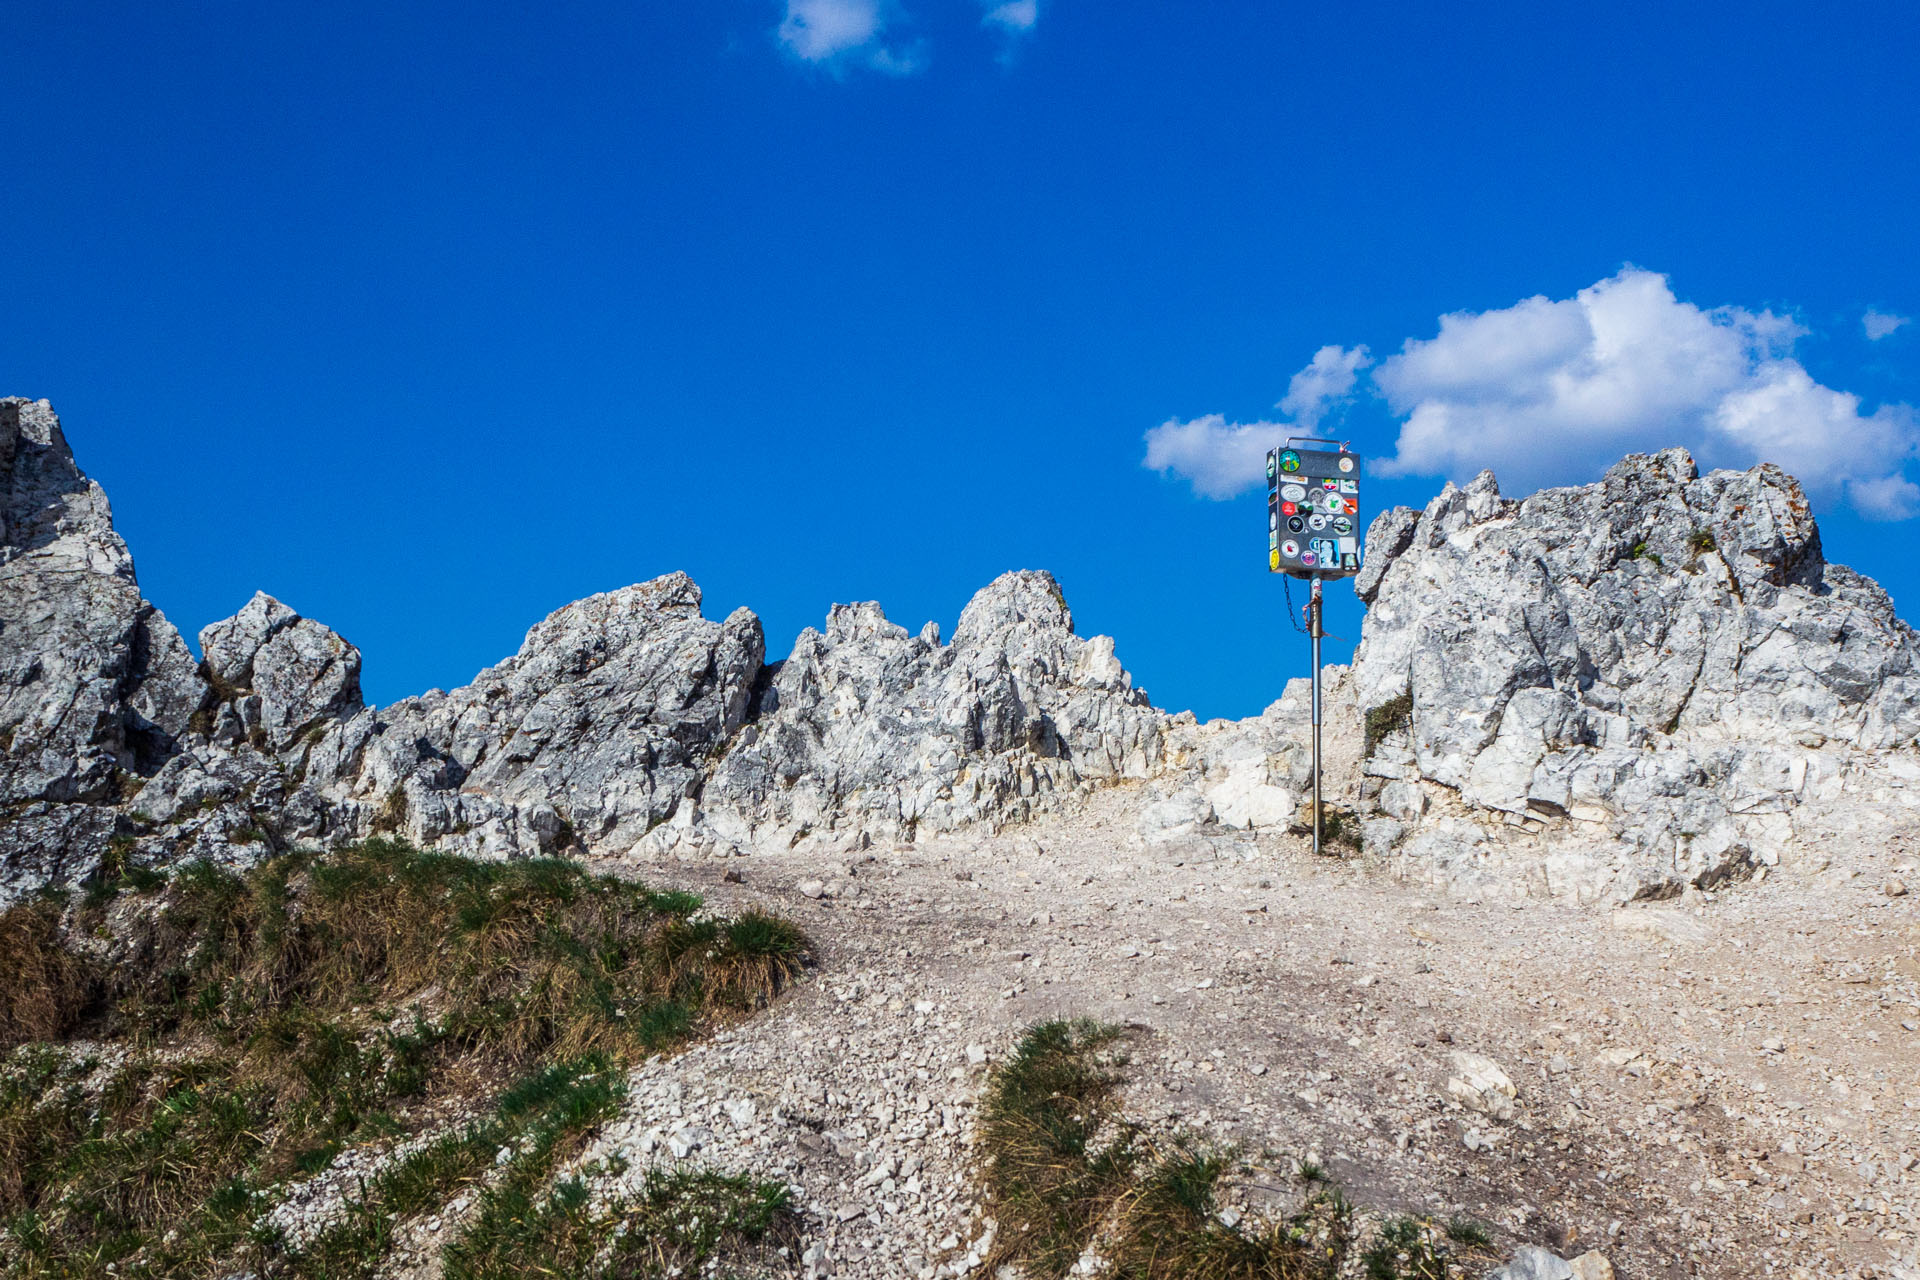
[1349,449,1920,900]
[0,398,207,902]
[199,591,364,752]
[2,399,1915,908]
[681,571,1163,852]
[312,575,765,856]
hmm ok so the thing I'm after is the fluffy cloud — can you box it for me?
[981,0,1037,32]
[1145,269,1920,521]
[1372,269,1918,517]
[1142,414,1289,501]
[1280,344,1371,428]
[1865,308,1912,341]
[1142,345,1370,499]
[777,0,924,75]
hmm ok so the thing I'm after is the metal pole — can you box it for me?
[1310,576,1323,856]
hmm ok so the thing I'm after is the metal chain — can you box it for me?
[1281,574,1310,635]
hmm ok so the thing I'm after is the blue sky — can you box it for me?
[5,1,1916,720]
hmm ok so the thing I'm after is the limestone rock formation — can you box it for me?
[3,399,1916,909]
[318,575,765,856]
[1350,449,1920,900]
[690,570,1163,852]
[0,398,207,901]
[199,591,365,752]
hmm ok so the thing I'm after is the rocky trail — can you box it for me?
[558,788,1920,1280]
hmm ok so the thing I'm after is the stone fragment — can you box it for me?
[1484,1247,1576,1280]
[1568,1253,1614,1280]
[1447,1051,1517,1121]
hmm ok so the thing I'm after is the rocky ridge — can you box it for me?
[1348,451,1920,903]
[3,397,1917,909]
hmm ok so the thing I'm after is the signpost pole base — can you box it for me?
[1310,576,1323,857]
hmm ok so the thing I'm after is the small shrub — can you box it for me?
[1318,805,1362,853]
[1687,528,1717,555]
[1363,692,1413,756]
[1106,1144,1351,1280]
[1362,1215,1450,1280]
[370,785,409,835]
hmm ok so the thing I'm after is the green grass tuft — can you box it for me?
[977,1019,1139,1278]
[0,838,809,1280]
[976,1022,1498,1280]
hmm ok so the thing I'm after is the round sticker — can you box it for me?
[1281,501,1297,515]
[1323,493,1345,513]
[1332,516,1351,535]
[1279,450,1301,473]
[1307,513,1326,531]
[1338,456,1354,473]
[1300,550,1317,567]
[1281,483,1305,502]
[1287,516,1304,533]
[1280,539,1300,557]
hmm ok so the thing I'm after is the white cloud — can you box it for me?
[1865,308,1912,341]
[1144,345,1370,499]
[1142,414,1291,501]
[1145,268,1920,521]
[982,0,1037,32]
[1279,344,1370,429]
[777,0,924,75]
[1849,473,1920,521]
[1370,269,1918,517]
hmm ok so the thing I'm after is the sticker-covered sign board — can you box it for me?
[1266,445,1363,578]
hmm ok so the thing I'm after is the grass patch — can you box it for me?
[1290,803,1362,855]
[1359,1213,1495,1279]
[978,1022,1493,1280]
[0,901,101,1050]
[0,839,809,1279]
[979,1019,1139,1277]
[1362,692,1413,756]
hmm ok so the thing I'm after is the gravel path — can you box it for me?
[543,786,1920,1280]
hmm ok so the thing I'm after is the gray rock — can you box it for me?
[698,571,1162,850]
[7,402,1920,913]
[0,399,209,899]
[199,592,364,752]
[1352,449,1920,899]
[0,803,123,906]
[1483,1245,1576,1280]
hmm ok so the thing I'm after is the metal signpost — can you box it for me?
[1266,439,1363,856]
